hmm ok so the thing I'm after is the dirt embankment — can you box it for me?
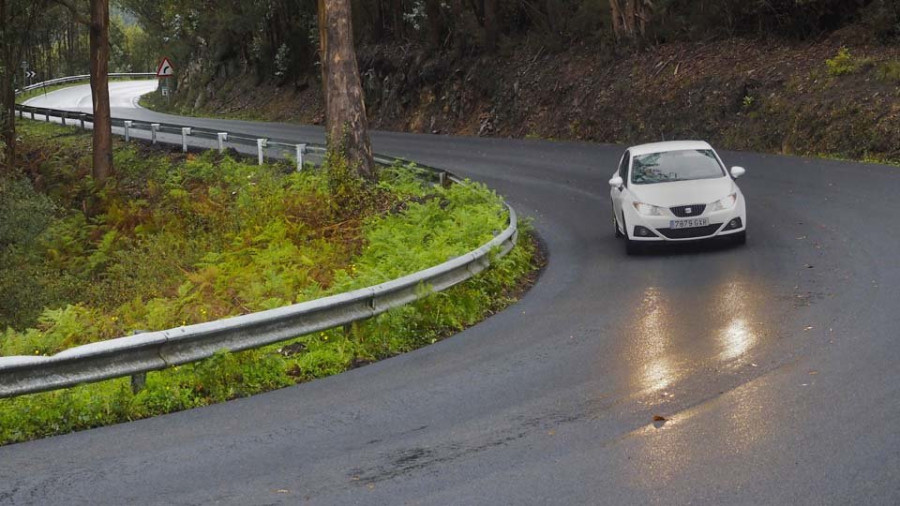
[164,35,900,164]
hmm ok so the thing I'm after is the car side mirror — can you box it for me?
[609,176,624,188]
[730,166,746,179]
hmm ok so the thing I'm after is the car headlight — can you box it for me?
[633,201,666,216]
[709,193,737,212]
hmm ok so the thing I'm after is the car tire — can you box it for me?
[732,230,747,246]
[613,207,623,238]
[622,217,642,255]
[626,238,643,255]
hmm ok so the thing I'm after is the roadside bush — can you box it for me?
[0,176,60,329]
[875,60,900,84]
[825,47,873,76]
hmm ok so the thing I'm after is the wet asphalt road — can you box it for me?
[2,82,899,505]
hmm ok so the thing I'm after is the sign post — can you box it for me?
[156,57,175,103]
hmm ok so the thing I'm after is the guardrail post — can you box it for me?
[296,144,306,171]
[217,132,228,152]
[438,171,448,187]
[61,112,67,126]
[124,121,132,142]
[181,127,192,153]
[30,109,34,120]
[79,113,86,130]
[151,123,160,145]
[45,110,50,122]
[131,372,147,394]
[257,138,268,165]
[17,108,22,119]
[131,330,149,394]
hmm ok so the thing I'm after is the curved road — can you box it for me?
[4,82,899,505]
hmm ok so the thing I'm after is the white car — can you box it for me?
[609,141,747,254]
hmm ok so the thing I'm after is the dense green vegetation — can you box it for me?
[0,120,536,445]
[16,7,153,82]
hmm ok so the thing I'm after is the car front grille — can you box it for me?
[658,224,722,239]
[670,204,706,217]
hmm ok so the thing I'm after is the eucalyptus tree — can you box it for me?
[319,0,375,179]
[53,0,113,183]
[0,0,46,172]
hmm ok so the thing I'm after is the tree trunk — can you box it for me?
[317,0,329,114]
[425,0,443,48]
[609,0,623,37]
[321,0,375,179]
[389,0,404,40]
[624,0,636,34]
[371,0,384,42]
[0,0,16,172]
[637,0,651,36]
[0,75,13,173]
[610,0,651,39]
[88,0,112,182]
[483,0,497,51]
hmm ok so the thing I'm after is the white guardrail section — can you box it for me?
[14,73,156,95]
[0,102,518,398]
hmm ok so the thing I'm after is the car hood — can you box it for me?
[630,177,735,207]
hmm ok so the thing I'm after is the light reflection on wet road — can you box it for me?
[621,275,767,398]
[619,275,774,490]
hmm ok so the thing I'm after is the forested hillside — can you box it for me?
[13,5,154,79]
[15,1,900,163]
[120,0,900,84]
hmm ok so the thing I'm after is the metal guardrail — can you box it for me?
[0,103,519,398]
[15,73,156,96]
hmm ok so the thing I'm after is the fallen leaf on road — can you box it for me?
[653,415,667,422]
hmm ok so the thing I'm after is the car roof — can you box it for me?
[627,140,713,157]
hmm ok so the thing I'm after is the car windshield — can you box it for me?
[631,149,725,185]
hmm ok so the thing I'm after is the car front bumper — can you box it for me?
[625,202,746,242]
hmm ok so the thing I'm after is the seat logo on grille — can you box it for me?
[685,207,692,214]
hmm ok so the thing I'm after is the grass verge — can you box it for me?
[0,121,540,446]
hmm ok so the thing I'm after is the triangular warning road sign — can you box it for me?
[156,57,175,77]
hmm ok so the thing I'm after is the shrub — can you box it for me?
[875,60,900,84]
[826,47,873,76]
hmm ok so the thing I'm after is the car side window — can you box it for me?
[618,151,630,187]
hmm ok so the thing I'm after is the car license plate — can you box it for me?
[669,218,709,229]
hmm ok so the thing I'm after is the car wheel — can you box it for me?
[622,217,642,255]
[732,230,747,246]
[626,238,643,255]
[613,207,623,238]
